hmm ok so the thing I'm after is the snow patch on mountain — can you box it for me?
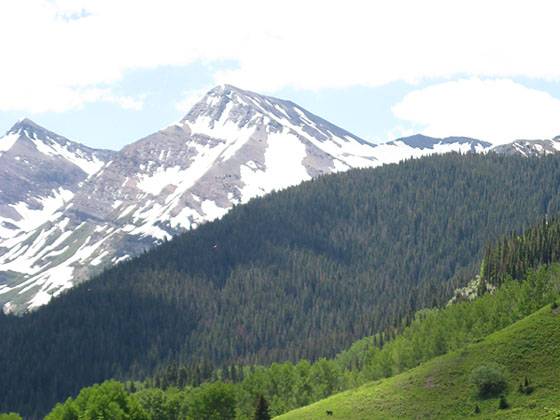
[238,130,311,202]
[29,134,105,176]
[137,166,186,196]
[0,133,19,154]
[3,188,74,235]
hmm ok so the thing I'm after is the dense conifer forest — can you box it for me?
[482,216,560,286]
[3,153,560,416]
[17,227,560,419]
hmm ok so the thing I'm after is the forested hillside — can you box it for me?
[3,153,560,416]
[482,216,560,287]
[32,242,560,418]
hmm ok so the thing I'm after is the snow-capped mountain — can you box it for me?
[0,118,113,208]
[372,134,491,164]
[0,86,494,314]
[492,137,560,157]
[83,84,385,240]
[0,120,115,311]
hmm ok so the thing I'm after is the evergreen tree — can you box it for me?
[254,395,271,420]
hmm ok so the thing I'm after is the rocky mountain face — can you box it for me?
[0,119,113,207]
[0,85,523,314]
[492,137,560,157]
[0,120,116,311]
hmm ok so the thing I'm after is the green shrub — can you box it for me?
[519,377,535,395]
[0,414,22,420]
[498,395,510,410]
[470,364,508,398]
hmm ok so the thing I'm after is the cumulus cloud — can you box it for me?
[0,85,144,114]
[392,79,560,144]
[1,0,560,112]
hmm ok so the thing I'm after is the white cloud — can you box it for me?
[0,85,144,114]
[1,0,560,112]
[392,79,560,144]
[383,126,419,143]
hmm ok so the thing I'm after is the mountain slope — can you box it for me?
[0,86,491,314]
[278,304,560,419]
[0,120,115,311]
[493,136,560,157]
[0,118,112,226]
[373,134,491,164]
[3,153,560,416]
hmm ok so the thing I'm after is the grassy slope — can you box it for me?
[278,305,560,419]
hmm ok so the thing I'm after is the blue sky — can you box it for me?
[0,67,415,150]
[1,1,560,150]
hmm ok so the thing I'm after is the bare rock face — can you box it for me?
[0,86,494,314]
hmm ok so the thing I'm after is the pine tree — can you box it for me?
[230,365,238,382]
[254,395,271,420]
[178,366,188,388]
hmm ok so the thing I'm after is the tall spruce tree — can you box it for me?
[254,395,271,420]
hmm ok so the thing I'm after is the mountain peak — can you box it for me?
[180,84,370,148]
[8,118,45,133]
[1,119,48,153]
[195,84,263,105]
[7,118,51,138]
[2,118,113,171]
[180,84,288,129]
[207,84,246,96]
[191,84,255,110]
